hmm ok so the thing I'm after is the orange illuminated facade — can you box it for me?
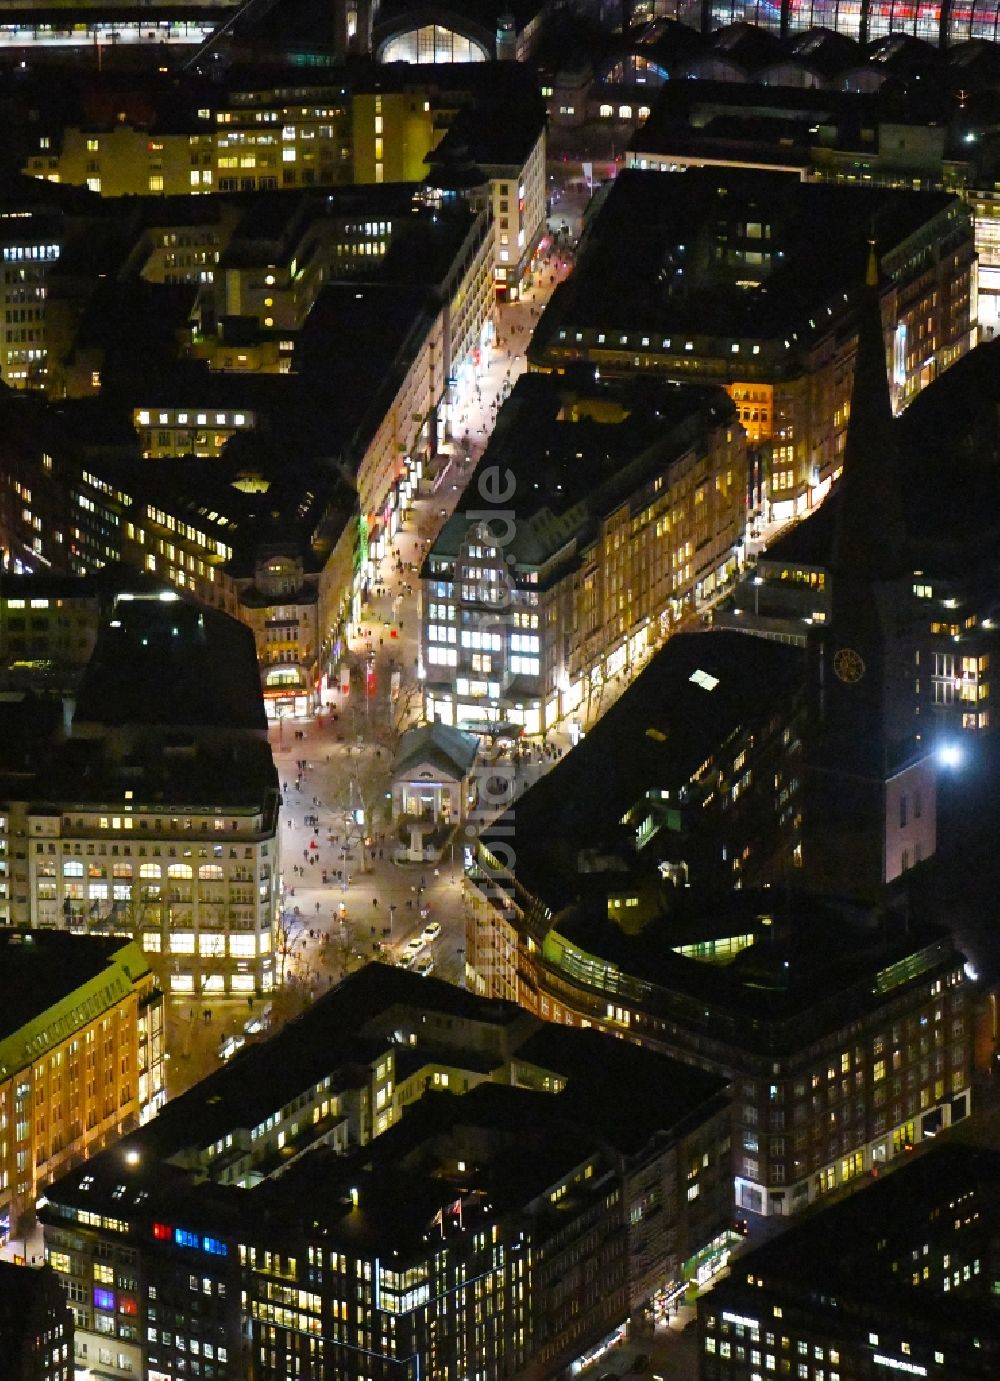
[726,380,773,443]
[0,931,164,1245]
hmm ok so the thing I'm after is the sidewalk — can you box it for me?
[270,720,469,979]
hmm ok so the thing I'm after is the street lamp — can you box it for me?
[936,741,964,769]
[752,575,764,617]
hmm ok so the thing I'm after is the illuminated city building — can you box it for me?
[35,592,279,1000]
[372,0,546,63]
[0,1260,74,1381]
[20,62,540,211]
[463,624,972,1215]
[197,183,419,359]
[529,169,975,524]
[236,550,321,714]
[0,186,493,706]
[389,722,479,827]
[0,403,242,605]
[624,77,1000,339]
[635,0,1000,46]
[25,86,355,199]
[0,205,64,390]
[424,96,547,300]
[20,61,545,301]
[40,964,733,1379]
[0,929,164,1248]
[700,1145,1000,1381]
[723,335,1000,740]
[0,586,282,998]
[544,21,1000,137]
[421,374,747,736]
[467,878,972,1217]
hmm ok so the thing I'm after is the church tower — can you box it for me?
[332,0,375,58]
[803,244,935,897]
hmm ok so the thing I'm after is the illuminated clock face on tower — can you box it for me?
[833,647,866,684]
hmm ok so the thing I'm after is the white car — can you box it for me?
[415,954,435,978]
[401,937,425,960]
[421,921,442,944]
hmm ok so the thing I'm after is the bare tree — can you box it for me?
[72,885,176,991]
[323,754,391,867]
[387,671,425,755]
[274,908,307,987]
[320,917,357,981]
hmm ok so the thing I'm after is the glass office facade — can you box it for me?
[657,0,1000,45]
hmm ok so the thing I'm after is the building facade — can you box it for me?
[0,207,64,390]
[460,624,971,1217]
[40,965,732,1380]
[700,1145,1000,1381]
[422,376,747,736]
[468,869,972,1218]
[0,584,283,999]
[529,170,975,527]
[26,765,280,1002]
[0,930,164,1249]
[0,1261,74,1381]
[231,549,321,718]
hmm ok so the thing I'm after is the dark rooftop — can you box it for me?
[427,91,546,170]
[36,728,279,814]
[512,1023,728,1155]
[763,337,1000,572]
[71,278,198,363]
[41,964,727,1255]
[530,169,965,357]
[291,281,438,462]
[712,1144,1000,1352]
[0,929,144,1047]
[547,888,959,1035]
[0,1262,69,1335]
[429,372,736,573]
[73,594,266,733]
[481,630,804,907]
